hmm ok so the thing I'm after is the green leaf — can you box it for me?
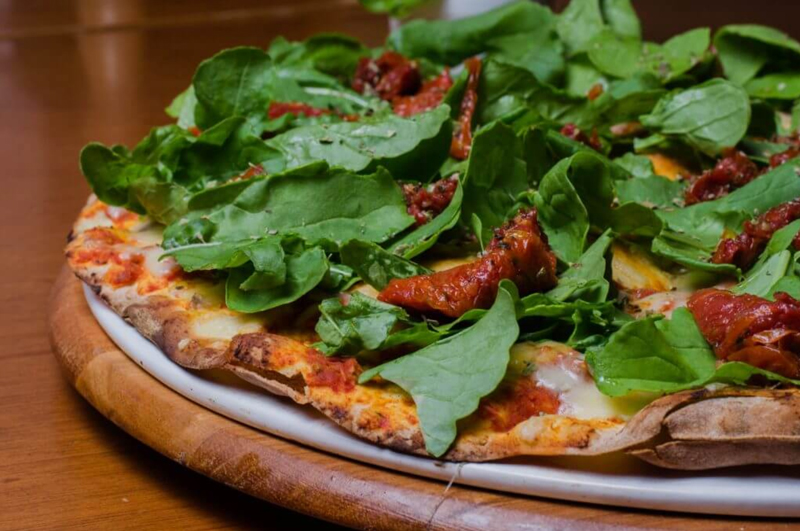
[711,362,800,387]
[535,151,661,263]
[638,79,751,157]
[714,24,800,85]
[359,285,520,457]
[265,105,452,181]
[389,181,463,259]
[587,29,641,79]
[388,1,555,65]
[357,0,428,16]
[226,246,328,312]
[166,86,198,129]
[460,121,529,239]
[546,230,614,303]
[534,158,590,263]
[315,293,411,355]
[616,175,684,209]
[732,219,800,297]
[653,160,800,271]
[485,18,565,85]
[166,163,414,248]
[638,28,710,82]
[193,47,277,129]
[340,240,430,290]
[600,0,641,40]
[746,72,800,100]
[268,33,369,83]
[613,152,654,178]
[586,308,717,396]
[557,0,606,56]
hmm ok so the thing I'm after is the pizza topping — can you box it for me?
[687,288,800,378]
[378,209,557,318]
[450,57,482,160]
[392,69,453,118]
[105,253,145,287]
[479,378,560,432]
[560,123,602,152]
[770,145,800,168]
[683,150,759,205]
[712,199,800,269]
[352,51,421,100]
[306,350,362,393]
[402,175,459,226]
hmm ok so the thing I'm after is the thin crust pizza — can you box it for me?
[66,1,800,469]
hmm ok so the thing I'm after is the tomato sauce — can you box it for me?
[479,377,560,432]
[687,288,800,378]
[378,209,558,318]
[105,253,145,288]
[306,351,362,393]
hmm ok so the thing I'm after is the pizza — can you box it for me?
[66,1,800,469]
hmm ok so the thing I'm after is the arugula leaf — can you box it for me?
[389,181,463,259]
[637,79,751,156]
[534,158,590,263]
[557,0,607,56]
[613,153,654,178]
[265,105,451,181]
[745,72,800,100]
[315,293,411,355]
[732,219,800,297]
[339,240,430,290]
[485,9,564,85]
[653,161,800,271]
[534,151,661,262]
[166,86,198,129]
[268,33,368,84]
[714,24,800,85]
[359,284,519,457]
[587,29,641,79]
[357,0,428,16]
[638,28,711,82]
[616,175,684,209]
[600,0,641,40]
[588,307,800,395]
[226,246,328,312]
[163,163,414,249]
[387,1,554,65]
[460,121,529,239]
[163,237,283,274]
[546,230,614,303]
[586,308,717,396]
[477,59,592,129]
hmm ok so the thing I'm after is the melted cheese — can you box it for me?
[611,242,673,292]
[191,312,264,340]
[647,153,691,181]
[511,342,645,420]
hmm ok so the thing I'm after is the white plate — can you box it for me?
[85,285,800,517]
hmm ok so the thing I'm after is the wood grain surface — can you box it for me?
[3,1,800,529]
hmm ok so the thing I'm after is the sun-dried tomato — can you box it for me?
[587,83,605,101]
[378,209,557,318]
[450,57,482,161]
[687,289,800,378]
[305,350,362,393]
[560,123,602,152]
[712,199,800,269]
[392,69,453,117]
[684,150,759,205]
[770,145,800,168]
[352,51,421,101]
[402,175,458,226]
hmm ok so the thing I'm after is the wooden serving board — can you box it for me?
[49,267,783,530]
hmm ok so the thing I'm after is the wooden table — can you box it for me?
[2,1,799,529]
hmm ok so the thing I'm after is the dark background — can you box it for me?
[1,1,799,529]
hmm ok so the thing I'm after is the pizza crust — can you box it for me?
[65,197,800,468]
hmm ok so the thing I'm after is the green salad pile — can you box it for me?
[79,1,800,456]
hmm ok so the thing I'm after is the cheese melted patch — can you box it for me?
[191,312,265,340]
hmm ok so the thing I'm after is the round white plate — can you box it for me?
[85,285,800,517]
